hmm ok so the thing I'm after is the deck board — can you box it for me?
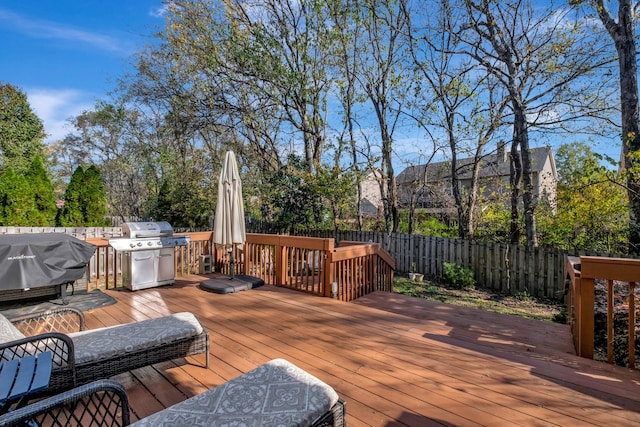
[81,277,640,426]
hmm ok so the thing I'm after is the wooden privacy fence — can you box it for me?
[291,229,566,300]
[566,256,640,369]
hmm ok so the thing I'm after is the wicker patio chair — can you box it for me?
[0,380,130,427]
[0,360,346,427]
[0,308,209,394]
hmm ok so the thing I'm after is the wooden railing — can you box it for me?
[292,229,567,300]
[85,237,118,289]
[85,232,395,302]
[332,241,396,301]
[223,234,394,301]
[566,255,640,368]
[85,231,214,289]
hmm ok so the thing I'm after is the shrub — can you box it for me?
[443,262,475,290]
[513,290,533,302]
[552,307,567,324]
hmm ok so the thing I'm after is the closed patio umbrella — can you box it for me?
[213,150,246,279]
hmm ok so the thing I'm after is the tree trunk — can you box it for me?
[514,108,537,246]
[379,115,399,234]
[408,191,417,235]
[386,167,400,233]
[464,159,482,238]
[509,140,522,244]
[617,4,640,252]
[447,123,469,239]
[595,0,640,252]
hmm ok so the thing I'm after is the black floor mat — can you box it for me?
[0,290,117,319]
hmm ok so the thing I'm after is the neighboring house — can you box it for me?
[396,145,558,217]
[359,170,384,217]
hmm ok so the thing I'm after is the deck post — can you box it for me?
[323,238,335,298]
[276,237,286,287]
[365,253,371,293]
[576,276,595,359]
[242,242,248,275]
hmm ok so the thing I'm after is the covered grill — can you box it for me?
[0,233,96,303]
[108,221,189,291]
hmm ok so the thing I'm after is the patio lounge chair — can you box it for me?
[0,308,209,394]
[0,358,346,427]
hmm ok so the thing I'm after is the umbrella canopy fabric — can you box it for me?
[213,151,246,250]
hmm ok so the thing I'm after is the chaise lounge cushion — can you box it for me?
[68,312,204,365]
[0,314,25,343]
[130,358,340,426]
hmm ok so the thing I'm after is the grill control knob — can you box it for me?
[136,242,142,247]
[157,241,162,246]
[147,241,153,246]
[129,243,135,248]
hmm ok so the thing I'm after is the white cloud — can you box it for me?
[26,88,93,144]
[149,5,169,18]
[0,8,128,53]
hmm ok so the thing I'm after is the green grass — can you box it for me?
[393,276,566,323]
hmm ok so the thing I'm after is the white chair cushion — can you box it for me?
[0,313,26,344]
[130,358,339,426]
[68,312,203,365]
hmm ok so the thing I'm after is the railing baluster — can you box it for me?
[607,279,614,364]
[629,282,636,368]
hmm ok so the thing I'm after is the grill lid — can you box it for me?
[122,221,173,239]
[0,233,96,290]
[110,222,189,251]
[108,235,189,251]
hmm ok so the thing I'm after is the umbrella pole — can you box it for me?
[229,249,235,280]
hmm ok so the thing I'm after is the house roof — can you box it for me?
[396,146,556,184]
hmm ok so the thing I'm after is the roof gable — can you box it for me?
[397,146,555,184]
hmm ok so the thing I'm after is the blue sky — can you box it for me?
[0,1,623,169]
[0,1,166,143]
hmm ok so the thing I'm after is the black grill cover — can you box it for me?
[0,233,96,290]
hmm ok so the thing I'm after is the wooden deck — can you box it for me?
[83,275,640,426]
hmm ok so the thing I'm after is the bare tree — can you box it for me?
[403,0,509,238]
[573,0,640,252]
[354,0,411,235]
[215,0,333,169]
[328,0,368,230]
[461,0,612,245]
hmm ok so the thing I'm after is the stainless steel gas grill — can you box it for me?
[108,221,189,291]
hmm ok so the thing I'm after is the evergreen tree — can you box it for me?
[59,167,85,226]
[25,155,57,226]
[0,83,46,174]
[264,154,325,233]
[0,167,36,225]
[81,165,110,226]
[149,179,173,222]
[58,165,110,226]
[148,176,210,228]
